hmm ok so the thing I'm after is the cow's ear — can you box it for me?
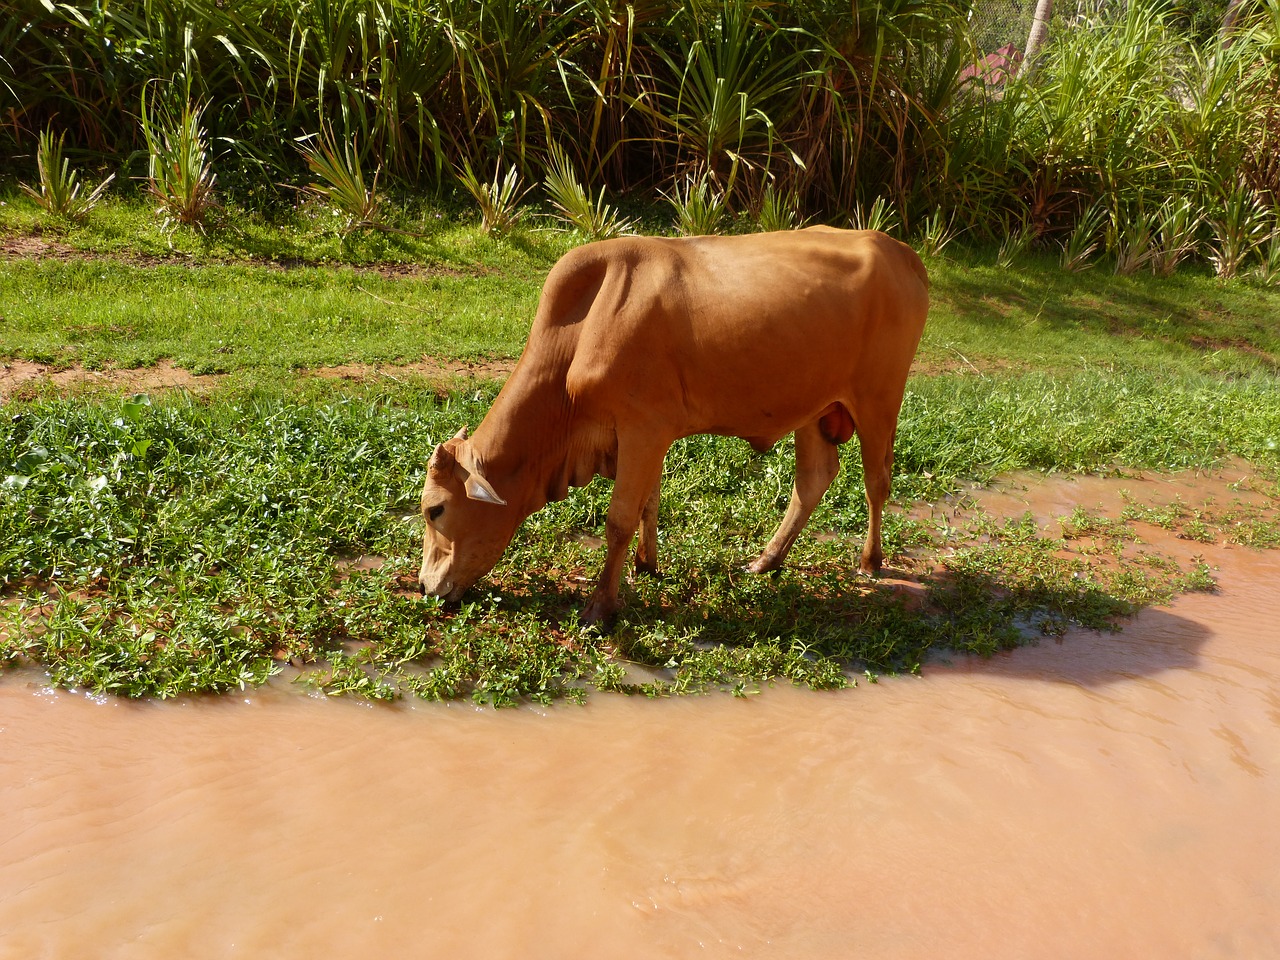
[453,425,469,442]
[464,466,507,506]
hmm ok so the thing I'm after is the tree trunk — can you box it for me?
[1219,0,1246,50]
[1022,0,1055,77]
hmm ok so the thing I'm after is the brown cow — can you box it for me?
[419,226,929,625]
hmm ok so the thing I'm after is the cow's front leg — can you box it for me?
[748,421,840,574]
[581,440,667,626]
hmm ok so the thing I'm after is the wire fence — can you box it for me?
[968,0,1038,55]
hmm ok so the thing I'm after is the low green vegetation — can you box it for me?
[2,195,1278,703]
[0,259,539,373]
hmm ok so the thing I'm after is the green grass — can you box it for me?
[923,250,1280,379]
[3,195,1276,379]
[0,191,577,271]
[0,260,543,372]
[2,371,1276,703]
[2,197,1279,704]
[0,192,576,373]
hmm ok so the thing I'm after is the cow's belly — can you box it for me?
[684,388,846,450]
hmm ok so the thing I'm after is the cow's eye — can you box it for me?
[427,504,445,522]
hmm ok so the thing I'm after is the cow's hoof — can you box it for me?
[579,595,619,629]
[745,555,781,575]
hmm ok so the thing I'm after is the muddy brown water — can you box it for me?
[2,472,1279,959]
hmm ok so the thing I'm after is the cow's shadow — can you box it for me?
[920,603,1210,688]
[477,556,1213,690]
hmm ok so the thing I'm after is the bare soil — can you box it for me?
[0,357,516,401]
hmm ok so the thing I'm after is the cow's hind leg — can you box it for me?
[634,480,661,576]
[581,437,668,626]
[856,420,896,576]
[747,421,840,574]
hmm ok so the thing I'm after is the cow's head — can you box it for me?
[418,426,517,602]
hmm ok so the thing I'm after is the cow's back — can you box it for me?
[548,228,927,448]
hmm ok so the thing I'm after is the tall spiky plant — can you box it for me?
[1208,182,1269,278]
[19,127,114,222]
[664,176,727,235]
[915,208,958,259]
[1255,225,1280,286]
[139,86,218,230]
[851,196,901,235]
[457,158,529,235]
[640,0,816,196]
[1112,205,1158,276]
[997,211,1038,268]
[1151,197,1203,277]
[541,142,635,240]
[297,128,385,236]
[1059,201,1108,272]
[755,184,806,233]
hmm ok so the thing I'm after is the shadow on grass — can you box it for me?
[448,549,1213,693]
[929,250,1280,368]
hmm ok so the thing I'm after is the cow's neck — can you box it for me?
[469,348,578,520]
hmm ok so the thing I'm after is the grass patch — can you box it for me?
[0,190,576,271]
[0,259,541,373]
[0,192,577,373]
[2,373,1276,703]
[923,249,1280,378]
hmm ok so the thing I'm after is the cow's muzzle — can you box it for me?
[419,576,461,603]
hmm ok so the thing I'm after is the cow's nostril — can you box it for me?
[418,581,427,597]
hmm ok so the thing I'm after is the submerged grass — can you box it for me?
[2,372,1276,703]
